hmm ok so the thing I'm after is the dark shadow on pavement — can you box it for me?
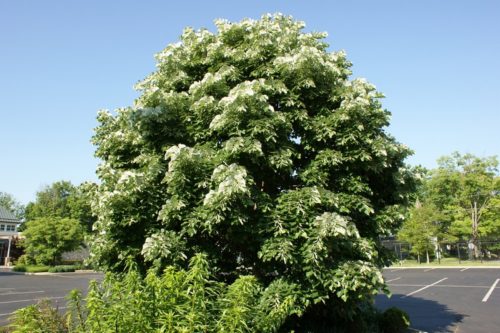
[0,271,24,276]
[376,294,465,333]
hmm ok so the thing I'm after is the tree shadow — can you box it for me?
[0,271,23,276]
[376,294,465,333]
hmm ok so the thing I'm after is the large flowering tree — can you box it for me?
[90,14,415,330]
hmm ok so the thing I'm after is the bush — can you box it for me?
[379,307,410,333]
[12,265,26,272]
[8,300,66,333]
[47,265,76,273]
[9,254,302,333]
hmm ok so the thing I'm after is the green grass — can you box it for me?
[12,265,50,273]
[13,264,81,273]
[391,257,500,267]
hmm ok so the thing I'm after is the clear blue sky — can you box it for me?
[1,1,499,204]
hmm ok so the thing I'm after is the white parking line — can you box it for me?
[0,296,65,305]
[390,268,405,272]
[460,268,469,272]
[386,277,401,283]
[404,277,448,297]
[424,268,435,272]
[390,283,495,289]
[0,291,45,296]
[482,279,500,303]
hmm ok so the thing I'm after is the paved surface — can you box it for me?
[377,268,500,333]
[0,271,102,326]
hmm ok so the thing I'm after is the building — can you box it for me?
[0,205,21,265]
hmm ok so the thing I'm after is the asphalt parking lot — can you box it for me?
[0,271,103,326]
[377,267,500,333]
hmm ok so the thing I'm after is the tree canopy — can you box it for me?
[89,14,416,329]
[24,181,96,232]
[398,203,444,263]
[397,152,500,262]
[425,153,500,244]
[25,181,75,221]
[20,217,84,265]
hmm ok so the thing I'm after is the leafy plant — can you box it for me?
[9,300,66,333]
[8,254,304,333]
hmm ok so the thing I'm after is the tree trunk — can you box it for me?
[426,250,430,264]
[472,201,481,258]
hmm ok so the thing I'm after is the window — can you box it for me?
[0,224,4,231]
[6,225,16,232]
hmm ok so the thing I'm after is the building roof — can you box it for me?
[0,206,20,223]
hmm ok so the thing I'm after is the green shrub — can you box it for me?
[12,265,26,272]
[47,265,76,273]
[9,254,303,333]
[8,300,66,333]
[379,307,410,333]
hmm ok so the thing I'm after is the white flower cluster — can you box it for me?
[273,46,344,80]
[203,164,249,206]
[223,136,263,157]
[314,212,360,239]
[141,229,186,262]
[210,79,269,131]
[155,41,183,62]
[340,78,379,110]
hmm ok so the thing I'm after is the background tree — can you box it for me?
[20,217,84,265]
[68,182,98,232]
[425,153,500,256]
[398,203,444,263]
[89,14,416,329]
[25,181,75,221]
[23,181,96,232]
[0,191,25,220]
